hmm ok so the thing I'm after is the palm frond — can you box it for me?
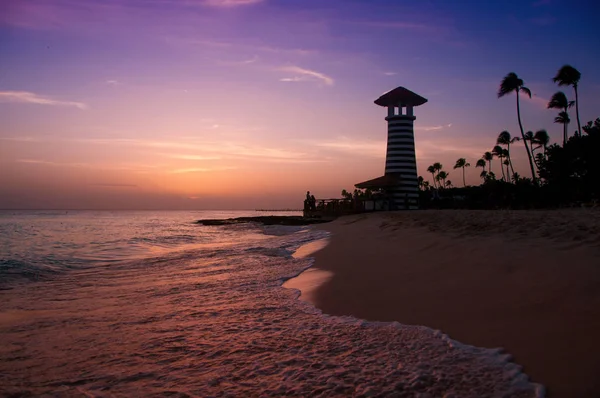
[496,130,511,145]
[498,72,521,98]
[533,129,550,145]
[552,64,581,86]
[547,91,568,110]
[554,111,570,124]
[520,86,532,98]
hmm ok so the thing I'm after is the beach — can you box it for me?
[296,209,600,397]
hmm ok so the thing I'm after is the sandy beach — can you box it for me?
[292,209,600,397]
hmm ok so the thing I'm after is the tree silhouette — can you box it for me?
[553,65,582,137]
[483,151,493,173]
[498,72,537,183]
[436,170,449,188]
[547,91,575,145]
[427,165,437,188]
[492,145,505,181]
[496,130,519,177]
[453,158,470,187]
[533,129,550,158]
[554,111,571,146]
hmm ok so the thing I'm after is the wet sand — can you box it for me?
[299,210,600,397]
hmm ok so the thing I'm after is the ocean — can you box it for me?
[0,210,543,397]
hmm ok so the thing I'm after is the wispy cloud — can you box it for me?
[16,158,159,172]
[92,183,138,188]
[383,72,397,76]
[16,159,56,165]
[202,0,265,7]
[170,166,237,174]
[0,136,42,142]
[415,123,453,132]
[308,137,385,158]
[167,37,315,57]
[105,79,120,85]
[355,20,439,32]
[279,66,334,86]
[0,91,87,109]
[217,55,259,66]
[165,154,222,160]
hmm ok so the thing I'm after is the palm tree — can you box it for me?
[524,131,536,161]
[417,176,425,191]
[496,130,519,177]
[437,171,449,188]
[492,145,505,181]
[475,158,486,174]
[498,72,537,183]
[554,111,571,146]
[483,151,493,173]
[445,180,453,188]
[453,158,470,187]
[502,154,510,181]
[426,165,437,188]
[533,129,550,158]
[479,170,488,182]
[553,65,582,137]
[547,91,575,145]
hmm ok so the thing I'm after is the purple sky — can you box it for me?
[1,0,599,209]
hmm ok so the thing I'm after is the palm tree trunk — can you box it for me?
[563,122,567,146]
[499,158,505,181]
[431,172,437,189]
[462,167,466,187]
[574,85,582,138]
[516,92,537,183]
[507,143,515,177]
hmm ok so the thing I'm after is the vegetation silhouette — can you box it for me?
[418,65,598,209]
[498,72,537,183]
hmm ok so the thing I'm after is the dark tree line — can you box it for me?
[419,65,599,209]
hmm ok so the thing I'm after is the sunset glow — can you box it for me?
[1,0,599,209]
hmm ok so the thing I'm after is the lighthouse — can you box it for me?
[355,86,427,210]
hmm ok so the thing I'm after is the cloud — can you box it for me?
[169,37,314,56]
[0,91,87,109]
[415,124,453,132]
[202,0,265,7]
[0,136,41,142]
[169,167,237,174]
[91,183,138,188]
[218,55,259,66]
[383,72,397,76]
[16,159,56,165]
[308,137,385,158]
[279,66,334,86]
[166,154,222,160]
[106,80,120,85]
[356,20,439,31]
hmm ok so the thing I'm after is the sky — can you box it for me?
[1,0,599,210]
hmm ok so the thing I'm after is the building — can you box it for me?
[355,86,428,210]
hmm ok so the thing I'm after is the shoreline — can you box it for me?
[289,209,600,398]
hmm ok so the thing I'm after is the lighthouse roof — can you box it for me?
[355,174,401,189]
[374,86,427,107]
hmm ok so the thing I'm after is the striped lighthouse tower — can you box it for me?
[375,87,428,210]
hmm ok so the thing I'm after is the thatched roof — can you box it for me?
[374,86,428,107]
[355,174,400,189]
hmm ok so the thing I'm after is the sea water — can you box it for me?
[0,210,543,397]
